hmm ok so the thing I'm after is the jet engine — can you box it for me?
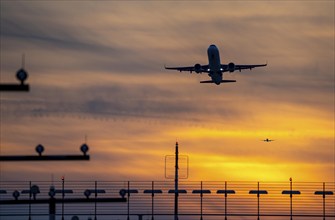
[194,63,202,73]
[228,62,235,72]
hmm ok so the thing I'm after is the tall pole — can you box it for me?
[127,181,130,220]
[95,181,97,220]
[62,177,64,220]
[224,181,227,220]
[49,196,56,220]
[290,178,292,220]
[29,181,31,220]
[323,182,325,220]
[200,181,203,220]
[174,142,179,220]
[152,181,154,220]
[257,182,260,220]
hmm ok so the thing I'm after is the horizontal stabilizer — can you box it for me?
[200,80,236,83]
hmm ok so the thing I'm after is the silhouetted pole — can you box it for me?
[49,196,56,220]
[249,183,268,220]
[224,181,227,220]
[95,181,97,220]
[62,177,65,220]
[29,181,32,220]
[200,181,203,220]
[174,142,179,220]
[257,182,260,220]
[151,181,154,220]
[290,178,292,220]
[144,183,162,220]
[282,178,300,220]
[322,183,326,220]
[315,182,334,220]
[323,182,325,220]
[127,181,130,220]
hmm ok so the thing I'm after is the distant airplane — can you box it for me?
[165,44,267,85]
[262,138,274,142]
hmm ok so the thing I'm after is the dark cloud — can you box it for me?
[1,82,246,126]
[1,4,167,74]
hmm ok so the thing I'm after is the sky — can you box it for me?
[0,1,334,183]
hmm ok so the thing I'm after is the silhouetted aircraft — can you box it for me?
[165,44,267,85]
[262,138,274,142]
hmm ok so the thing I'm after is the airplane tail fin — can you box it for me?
[200,80,236,83]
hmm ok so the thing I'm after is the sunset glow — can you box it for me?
[0,1,334,186]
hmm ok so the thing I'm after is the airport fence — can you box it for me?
[0,180,334,220]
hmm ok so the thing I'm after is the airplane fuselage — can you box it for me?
[207,45,223,85]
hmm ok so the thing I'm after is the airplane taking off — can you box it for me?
[165,44,267,85]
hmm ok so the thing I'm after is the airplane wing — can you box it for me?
[165,65,210,73]
[221,63,267,72]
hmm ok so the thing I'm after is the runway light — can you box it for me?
[35,144,44,156]
[217,190,235,194]
[21,185,40,200]
[168,189,187,194]
[143,190,163,194]
[315,191,333,195]
[49,186,73,198]
[84,189,105,199]
[192,190,211,194]
[80,144,89,156]
[119,189,138,199]
[282,190,301,195]
[249,190,268,195]
[84,189,91,199]
[12,190,20,200]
